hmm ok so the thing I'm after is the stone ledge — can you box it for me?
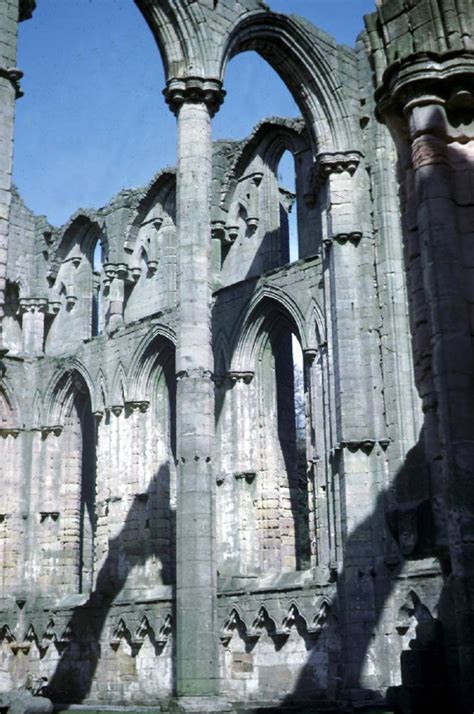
[171,698,233,714]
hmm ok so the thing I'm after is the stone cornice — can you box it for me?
[164,77,226,117]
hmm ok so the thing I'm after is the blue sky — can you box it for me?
[14,0,376,227]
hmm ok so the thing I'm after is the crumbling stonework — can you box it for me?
[0,0,473,712]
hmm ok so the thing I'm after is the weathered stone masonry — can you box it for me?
[0,0,473,712]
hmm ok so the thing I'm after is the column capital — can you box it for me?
[0,67,24,99]
[365,0,474,122]
[377,55,474,121]
[164,77,226,117]
[311,151,363,195]
[19,297,48,314]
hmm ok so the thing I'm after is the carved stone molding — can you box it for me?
[228,371,254,385]
[41,425,63,437]
[213,371,255,387]
[164,77,226,117]
[0,66,24,98]
[331,437,390,457]
[177,368,213,381]
[104,262,128,281]
[125,400,150,413]
[323,232,363,249]
[0,428,20,438]
[211,220,226,243]
[234,471,256,484]
[47,300,61,315]
[303,348,318,365]
[39,511,59,523]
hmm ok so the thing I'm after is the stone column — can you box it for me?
[104,262,127,332]
[19,298,47,355]
[319,151,392,696]
[402,93,474,709]
[165,78,225,699]
[365,3,474,706]
[0,0,35,352]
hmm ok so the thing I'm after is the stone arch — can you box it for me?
[135,0,197,80]
[127,323,177,402]
[36,365,97,595]
[305,298,327,349]
[42,360,95,428]
[46,216,108,353]
[0,379,20,430]
[125,170,176,250]
[94,367,109,415]
[221,118,310,216]
[231,287,310,371]
[220,12,354,154]
[219,117,316,278]
[124,173,177,323]
[110,362,128,411]
[213,331,231,379]
[216,289,312,574]
[56,213,107,266]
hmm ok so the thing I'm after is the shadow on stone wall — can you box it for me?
[275,431,452,713]
[43,462,176,704]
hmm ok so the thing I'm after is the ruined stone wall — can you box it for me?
[1,0,472,711]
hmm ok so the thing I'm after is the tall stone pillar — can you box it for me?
[318,151,393,698]
[165,78,225,699]
[0,0,35,352]
[366,2,474,710]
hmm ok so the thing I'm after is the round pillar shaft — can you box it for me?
[175,99,218,697]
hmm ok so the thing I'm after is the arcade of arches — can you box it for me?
[0,1,473,712]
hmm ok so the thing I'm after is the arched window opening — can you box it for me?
[269,326,310,571]
[3,281,22,353]
[278,150,299,262]
[213,52,300,142]
[39,372,97,595]
[75,383,96,594]
[92,239,104,336]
